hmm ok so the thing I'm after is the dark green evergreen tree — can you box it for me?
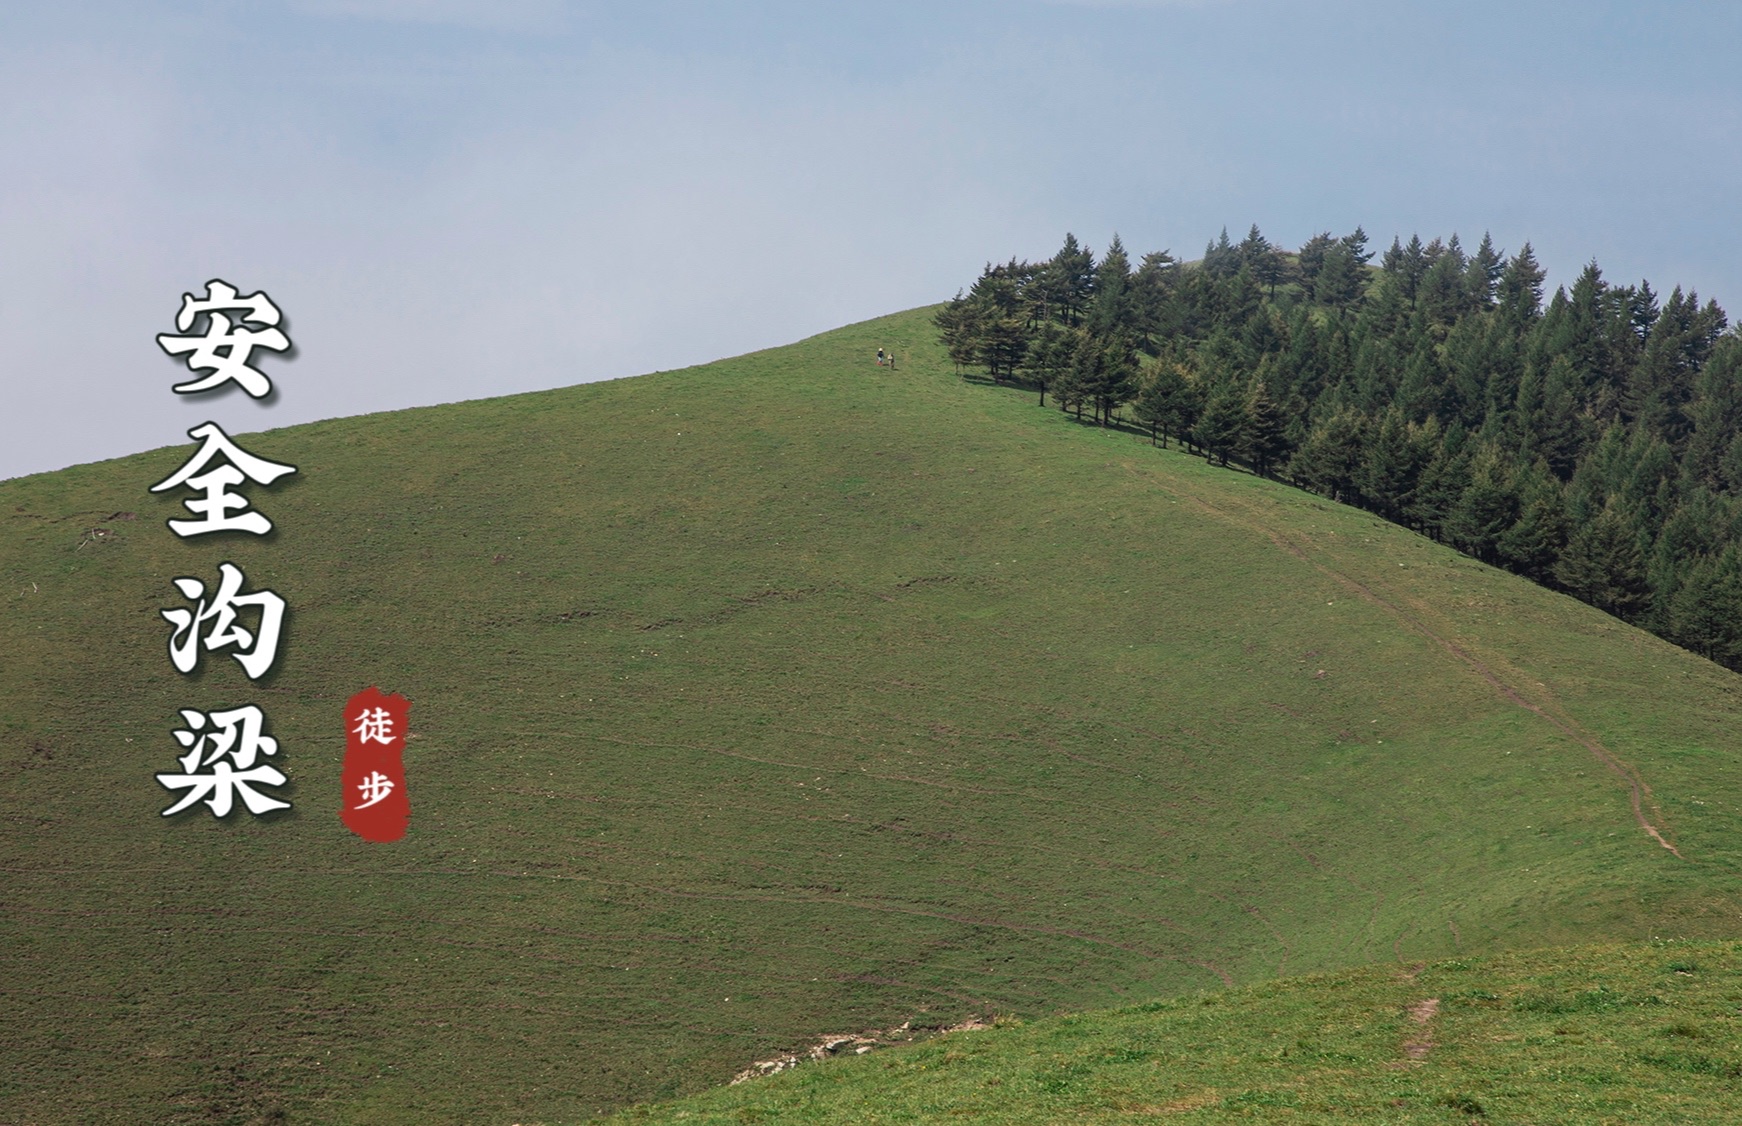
[1055,328,1098,420]
[934,291,983,374]
[1628,279,1660,342]
[1496,459,1568,582]
[1497,243,1546,326]
[1020,319,1073,406]
[1553,501,1650,618]
[1133,361,1198,447]
[1296,232,1335,295]
[1238,224,1288,298]
[1418,244,1469,327]
[1520,355,1586,480]
[1466,232,1504,310]
[1446,445,1519,562]
[1203,227,1239,280]
[1088,330,1139,425]
[1403,417,1459,536]
[1668,545,1742,664]
[1290,408,1368,503]
[1195,383,1249,467]
[1241,379,1290,476]
[1683,336,1742,490]
[1313,231,1371,308]
[1131,250,1180,346]
[1647,489,1727,630]
[1088,234,1134,336]
[1358,407,1429,522]
[1043,234,1097,325]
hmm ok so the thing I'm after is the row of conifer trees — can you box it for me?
[935,226,1742,668]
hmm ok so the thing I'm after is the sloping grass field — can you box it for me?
[3,306,1741,1123]
[616,939,1742,1124]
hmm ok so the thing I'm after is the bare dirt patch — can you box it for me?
[1401,997,1440,1063]
[730,1016,997,1085]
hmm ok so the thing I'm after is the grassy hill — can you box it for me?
[3,305,1742,1124]
[612,939,1742,1124]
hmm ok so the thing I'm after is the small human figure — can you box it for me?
[876,348,886,366]
[887,350,896,370]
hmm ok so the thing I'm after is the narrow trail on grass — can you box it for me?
[1339,571,1682,860]
[1126,462,1683,859]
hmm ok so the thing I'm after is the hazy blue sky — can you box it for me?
[3,0,1738,481]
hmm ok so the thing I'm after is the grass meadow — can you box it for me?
[616,939,1742,1124]
[3,306,1741,1122]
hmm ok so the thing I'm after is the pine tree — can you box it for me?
[1088,331,1139,425]
[1628,285,1729,447]
[1241,380,1290,477]
[1612,427,1677,532]
[1043,234,1097,325]
[1238,224,1287,298]
[1563,422,1627,527]
[961,266,1032,381]
[1397,233,1428,305]
[1553,501,1650,618]
[1195,383,1249,467]
[1279,305,1330,402]
[1056,328,1098,420]
[1237,224,1266,268]
[1218,267,1264,332]
[1395,338,1448,420]
[1418,248,1469,327]
[934,291,983,374]
[1446,445,1519,562]
[1289,409,1368,503]
[1497,243,1546,326]
[1648,491,1726,629]
[1295,232,1335,295]
[1668,545,1742,666]
[1526,355,1586,480]
[1130,250,1180,346]
[1313,235,1369,308]
[1381,236,1407,283]
[1203,226,1240,279]
[1140,362,1201,449]
[1359,407,1428,522]
[1466,232,1504,310]
[1628,279,1660,342]
[1402,417,1457,535]
[1496,459,1568,582]
[1442,313,1505,428]
[1344,226,1374,265]
[1683,336,1742,490]
[1020,319,1073,406]
[1085,235,1131,337]
[978,318,1029,382]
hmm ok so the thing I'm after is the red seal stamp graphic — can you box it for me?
[341,687,411,842]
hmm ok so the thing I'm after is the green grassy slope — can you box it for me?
[3,306,1741,1123]
[615,939,1742,1124]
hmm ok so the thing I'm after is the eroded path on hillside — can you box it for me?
[1123,460,1683,859]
